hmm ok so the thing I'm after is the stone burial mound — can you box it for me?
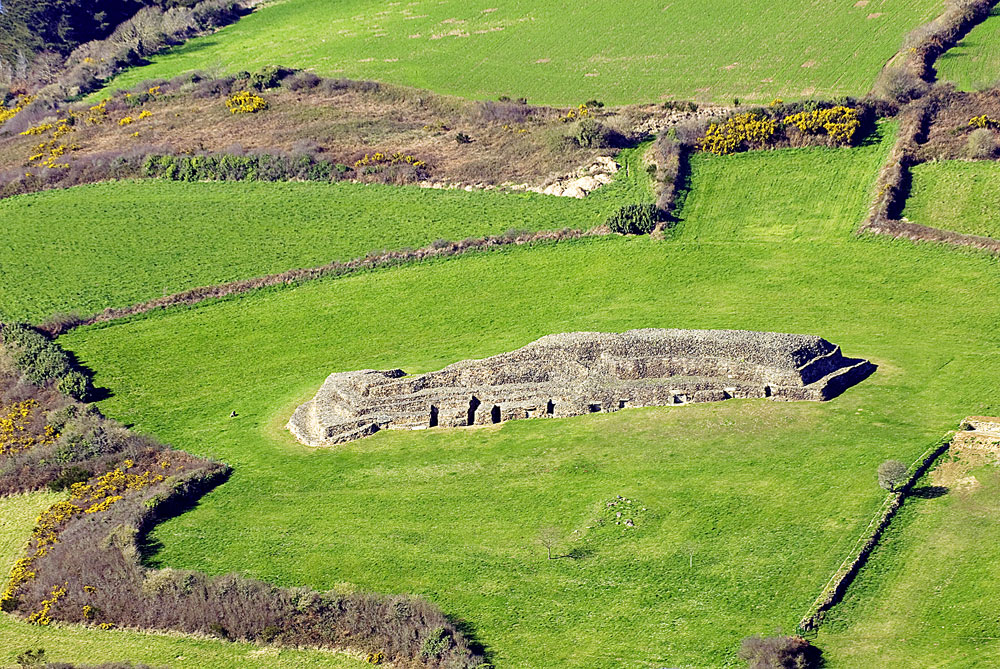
[288,328,875,447]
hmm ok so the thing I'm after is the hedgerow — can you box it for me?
[0,337,487,668]
[697,104,868,155]
[0,324,93,400]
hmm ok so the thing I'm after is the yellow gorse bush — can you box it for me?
[560,104,590,123]
[698,112,778,155]
[86,100,108,125]
[226,90,268,114]
[783,106,861,143]
[354,152,427,169]
[118,116,134,126]
[1,460,170,615]
[20,122,54,136]
[0,95,35,124]
[0,400,57,456]
[27,584,66,625]
[968,115,1000,130]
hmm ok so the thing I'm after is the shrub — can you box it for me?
[569,118,605,148]
[878,459,908,492]
[226,90,268,114]
[738,635,821,669]
[285,71,321,91]
[456,132,472,144]
[420,626,453,658]
[966,128,999,159]
[606,204,658,235]
[783,106,861,144]
[698,112,777,155]
[248,66,287,91]
[57,371,91,401]
[0,324,90,396]
[47,466,91,492]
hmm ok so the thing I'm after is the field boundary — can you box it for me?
[40,228,607,335]
[858,91,1000,253]
[797,436,953,632]
[872,0,999,99]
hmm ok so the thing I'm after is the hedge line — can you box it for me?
[0,343,487,667]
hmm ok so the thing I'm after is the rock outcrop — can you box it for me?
[288,329,875,447]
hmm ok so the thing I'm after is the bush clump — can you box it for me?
[606,204,659,235]
[738,634,822,669]
[966,128,999,159]
[0,324,92,400]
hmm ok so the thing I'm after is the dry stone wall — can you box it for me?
[288,329,875,447]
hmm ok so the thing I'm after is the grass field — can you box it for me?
[0,146,650,323]
[678,136,891,242]
[55,133,1000,667]
[902,161,1000,238]
[817,462,1000,667]
[0,494,365,668]
[935,7,1000,92]
[97,0,943,105]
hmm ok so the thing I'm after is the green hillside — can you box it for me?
[97,0,942,105]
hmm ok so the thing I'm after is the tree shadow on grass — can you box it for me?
[907,485,948,499]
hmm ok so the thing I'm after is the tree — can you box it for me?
[878,459,908,492]
[536,525,561,559]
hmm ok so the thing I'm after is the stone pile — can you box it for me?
[288,329,874,447]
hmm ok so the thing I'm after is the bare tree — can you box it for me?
[536,526,561,559]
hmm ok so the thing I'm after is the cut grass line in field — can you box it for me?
[936,8,1000,92]
[0,148,651,324]
[902,161,1000,239]
[0,493,365,668]
[96,0,943,105]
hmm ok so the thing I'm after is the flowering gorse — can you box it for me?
[354,152,427,169]
[226,90,268,114]
[968,115,1000,130]
[0,400,57,456]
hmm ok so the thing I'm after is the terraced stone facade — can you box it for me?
[288,329,875,447]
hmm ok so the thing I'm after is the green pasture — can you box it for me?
[818,462,1000,667]
[0,493,365,668]
[936,7,1000,92]
[97,0,943,105]
[903,161,1000,239]
[0,145,650,323]
[56,132,1000,666]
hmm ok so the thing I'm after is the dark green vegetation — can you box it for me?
[936,7,1000,92]
[99,0,943,105]
[0,493,364,668]
[55,133,1000,666]
[0,0,187,60]
[903,161,1000,238]
[0,149,650,323]
[817,463,1000,666]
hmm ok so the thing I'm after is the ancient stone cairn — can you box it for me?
[288,328,875,447]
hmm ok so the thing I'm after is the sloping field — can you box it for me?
[57,137,1000,667]
[0,494,365,668]
[935,7,1000,92]
[902,161,1000,239]
[0,150,650,323]
[817,463,1000,667]
[99,0,942,105]
[677,130,892,242]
